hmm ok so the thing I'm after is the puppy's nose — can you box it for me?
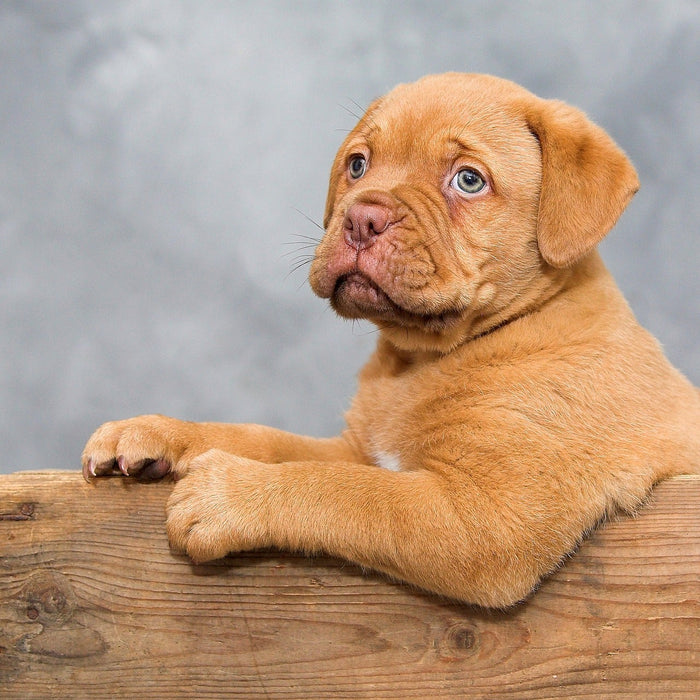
[343,203,391,250]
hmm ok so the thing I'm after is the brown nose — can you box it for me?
[343,203,392,250]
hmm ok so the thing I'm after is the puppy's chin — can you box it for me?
[331,272,463,334]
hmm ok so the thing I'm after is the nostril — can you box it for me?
[344,203,392,249]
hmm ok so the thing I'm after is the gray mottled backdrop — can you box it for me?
[1,1,698,472]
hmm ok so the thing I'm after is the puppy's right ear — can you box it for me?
[323,97,384,229]
[524,99,639,268]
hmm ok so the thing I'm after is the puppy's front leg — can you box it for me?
[165,451,537,607]
[82,414,359,480]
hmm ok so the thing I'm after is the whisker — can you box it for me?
[339,102,363,121]
[281,242,317,256]
[283,235,320,245]
[293,208,325,233]
[286,262,314,286]
[362,325,383,337]
[348,97,380,131]
[288,256,314,274]
[281,250,314,263]
[348,98,367,118]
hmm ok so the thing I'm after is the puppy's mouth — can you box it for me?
[331,272,463,333]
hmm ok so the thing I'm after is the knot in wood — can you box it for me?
[439,623,479,661]
[20,570,77,627]
[0,502,35,521]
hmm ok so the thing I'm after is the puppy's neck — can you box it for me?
[378,253,608,359]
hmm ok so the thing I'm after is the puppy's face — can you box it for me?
[309,73,638,352]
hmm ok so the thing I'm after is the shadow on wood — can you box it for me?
[1,471,698,698]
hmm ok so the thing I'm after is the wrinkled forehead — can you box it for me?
[355,74,537,160]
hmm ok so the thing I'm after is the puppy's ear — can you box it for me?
[525,99,639,268]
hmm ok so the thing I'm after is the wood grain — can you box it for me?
[1,471,698,699]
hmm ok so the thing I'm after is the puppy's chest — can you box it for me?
[372,449,403,472]
[347,370,443,472]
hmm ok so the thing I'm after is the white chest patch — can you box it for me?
[374,450,402,472]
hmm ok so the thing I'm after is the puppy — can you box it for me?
[82,73,700,608]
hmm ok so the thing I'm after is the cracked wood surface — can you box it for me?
[1,471,698,699]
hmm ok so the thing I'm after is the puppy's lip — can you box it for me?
[331,272,464,332]
[332,272,392,315]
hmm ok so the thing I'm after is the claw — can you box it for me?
[82,458,95,483]
[117,456,130,477]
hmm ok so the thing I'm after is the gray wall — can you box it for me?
[1,1,698,473]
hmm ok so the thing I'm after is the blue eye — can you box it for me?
[451,168,486,194]
[348,155,367,179]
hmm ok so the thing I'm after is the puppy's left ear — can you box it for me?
[525,99,639,268]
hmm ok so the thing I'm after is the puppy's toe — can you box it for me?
[166,451,262,562]
[81,416,187,482]
[165,463,223,561]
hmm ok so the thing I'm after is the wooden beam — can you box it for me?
[1,471,698,698]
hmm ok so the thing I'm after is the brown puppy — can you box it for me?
[82,73,700,608]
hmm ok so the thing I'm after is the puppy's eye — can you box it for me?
[348,155,367,180]
[451,168,487,195]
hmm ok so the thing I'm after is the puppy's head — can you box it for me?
[309,73,639,352]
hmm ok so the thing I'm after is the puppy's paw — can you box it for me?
[166,450,270,563]
[81,414,196,482]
